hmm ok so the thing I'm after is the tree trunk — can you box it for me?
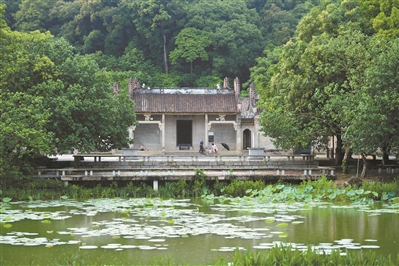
[162,27,168,74]
[360,152,368,178]
[382,152,390,165]
[342,143,351,174]
[382,145,390,165]
[335,134,344,166]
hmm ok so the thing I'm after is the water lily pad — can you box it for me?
[138,245,156,250]
[101,245,120,249]
[361,245,380,249]
[135,236,151,240]
[67,240,81,244]
[345,246,362,250]
[335,239,354,243]
[148,238,166,242]
[24,242,41,246]
[318,243,333,246]
[277,223,289,228]
[79,245,98,249]
[121,245,137,249]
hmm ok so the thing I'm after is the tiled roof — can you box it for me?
[133,94,238,113]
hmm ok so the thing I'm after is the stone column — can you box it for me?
[236,114,242,152]
[162,114,165,152]
[252,130,255,148]
[205,114,209,148]
[128,126,135,148]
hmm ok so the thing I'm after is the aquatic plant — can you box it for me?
[42,245,399,265]
[2,173,398,204]
[214,246,398,266]
[362,181,399,201]
[212,178,227,196]
[193,168,206,197]
[224,180,265,197]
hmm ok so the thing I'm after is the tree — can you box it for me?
[0,91,53,186]
[169,27,211,73]
[1,6,136,181]
[368,0,399,38]
[13,0,61,32]
[248,44,282,92]
[125,0,189,74]
[254,1,399,177]
[257,29,375,173]
[0,0,21,27]
[186,0,264,80]
[341,37,399,175]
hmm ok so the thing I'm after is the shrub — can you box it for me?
[224,180,265,197]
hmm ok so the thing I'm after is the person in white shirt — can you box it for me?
[211,143,218,156]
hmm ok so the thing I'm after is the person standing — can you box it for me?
[212,143,218,156]
[199,140,206,155]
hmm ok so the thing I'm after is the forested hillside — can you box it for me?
[1,0,319,88]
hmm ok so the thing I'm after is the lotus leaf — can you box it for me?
[276,185,285,190]
[305,185,313,191]
[346,190,356,197]
[283,186,293,193]
[355,189,364,195]
[277,223,289,228]
[296,194,305,200]
[2,197,12,203]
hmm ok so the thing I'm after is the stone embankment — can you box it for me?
[36,154,336,189]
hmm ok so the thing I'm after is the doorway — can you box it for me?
[243,129,251,150]
[176,120,192,147]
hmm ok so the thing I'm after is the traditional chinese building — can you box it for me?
[122,77,275,154]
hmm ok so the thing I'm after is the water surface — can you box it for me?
[1,198,398,265]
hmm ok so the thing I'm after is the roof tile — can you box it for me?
[133,94,237,113]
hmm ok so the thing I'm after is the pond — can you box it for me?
[1,197,399,265]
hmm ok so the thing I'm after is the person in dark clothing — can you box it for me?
[199,140,206,155]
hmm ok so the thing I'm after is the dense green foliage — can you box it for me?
[252,0,399,176]
[0,5,136,184]
[1,0,318,87]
